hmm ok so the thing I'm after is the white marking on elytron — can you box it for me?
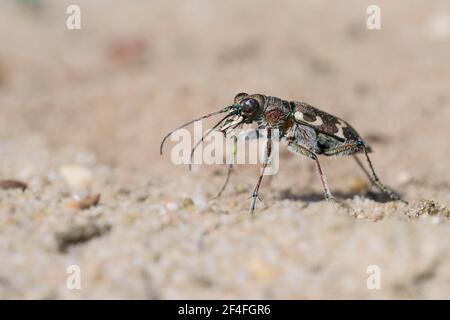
[335,119,347,139]
[294,111,324,126]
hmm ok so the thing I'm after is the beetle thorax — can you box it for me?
[260,96,291,129]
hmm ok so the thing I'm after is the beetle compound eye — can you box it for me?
[242,98,259,113]
[234,92,248,103]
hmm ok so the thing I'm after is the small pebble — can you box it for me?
[68,194,101,210]
[59,165,93,189]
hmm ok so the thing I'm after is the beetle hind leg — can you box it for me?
[323,140,407,203]
[358,147,408,204]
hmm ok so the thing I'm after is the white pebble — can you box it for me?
[59,164,94,189]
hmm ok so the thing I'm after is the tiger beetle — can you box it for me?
[160,93,407,214]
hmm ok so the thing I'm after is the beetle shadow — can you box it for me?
[277,189,395,204]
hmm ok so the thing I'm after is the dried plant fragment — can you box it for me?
[0,180,28,191]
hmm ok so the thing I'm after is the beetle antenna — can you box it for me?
[189,112,237,170]
[160,106,234,155]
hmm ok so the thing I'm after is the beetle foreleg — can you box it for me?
[215,134,238,198]
[215,164,233,198]
[250,129,273,214]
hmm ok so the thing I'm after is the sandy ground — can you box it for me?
[0,0,449,299]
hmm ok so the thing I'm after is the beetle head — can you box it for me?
[160,93,265,155]
[230,92,264,124]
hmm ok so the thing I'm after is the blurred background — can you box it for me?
[0,0,449,299]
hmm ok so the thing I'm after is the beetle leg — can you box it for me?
[215,134,238,198]
[351,154,374,187]
[286,141,335,202]
[322,141,407,204]
[313,156,360,214]
[215,163,233,198]
[322,142,363,156]
[313,155,333,202]
[360,147,408,204]
[286,140,359,214]
[216,129,268,199]
[250,130,272,214]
